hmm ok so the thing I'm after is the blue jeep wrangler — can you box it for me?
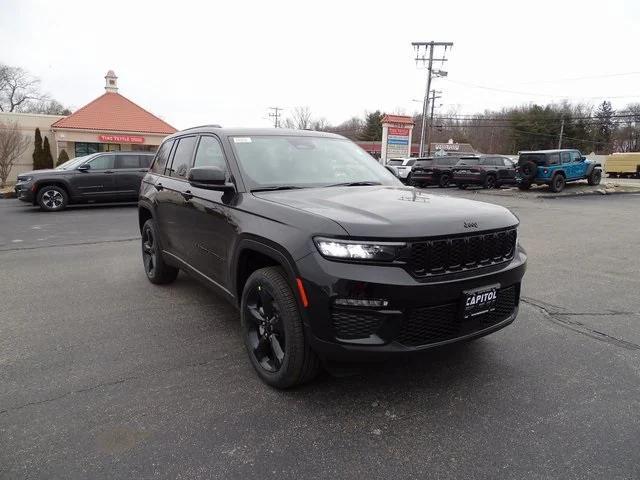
[516,149,602,193]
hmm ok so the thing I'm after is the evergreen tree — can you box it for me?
[42,136,54,169]
[360,110,383,141]
[32,127,44,169]
[57,148,69,166]
[594,101,614,154]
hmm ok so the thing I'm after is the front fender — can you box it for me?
[585,162,602,176]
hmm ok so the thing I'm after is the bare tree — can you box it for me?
[283,106,313,130]
[0,121,30,187]
[0,64,45,112]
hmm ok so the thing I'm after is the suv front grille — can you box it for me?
[409,228,517,277]
[396,286,517,347]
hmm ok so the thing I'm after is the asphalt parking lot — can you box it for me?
[1,191,639,479]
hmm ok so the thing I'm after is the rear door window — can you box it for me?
[387,159,404,166]
[415,159,434,167]
[548,153,560,165]
[561,152,571,164]
[167,136,198,179]
[406,159,416,166]
[115,154,140,169]
[151,140,174,175]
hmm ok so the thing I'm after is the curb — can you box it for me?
[542,190,640,199]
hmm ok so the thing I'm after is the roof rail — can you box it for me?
[181,124,222,131]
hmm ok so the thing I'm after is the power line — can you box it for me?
[443,78,640,100]
[516,71,640,85]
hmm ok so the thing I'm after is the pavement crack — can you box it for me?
[521,297,640,351]
[0,355,229,415]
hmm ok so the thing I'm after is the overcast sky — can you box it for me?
[1,0,639,130]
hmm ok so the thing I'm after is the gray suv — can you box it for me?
[15,151,155,211]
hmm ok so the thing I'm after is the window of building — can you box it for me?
[167,136,197,179]
[151,140,174,175]
[75,142,100,157]
[194,136,227,171]
[86,154,115,170]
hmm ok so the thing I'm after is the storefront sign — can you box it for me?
[98,134,145,144]
[434,143,460,151]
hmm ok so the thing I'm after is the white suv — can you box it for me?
[386,158,416,183]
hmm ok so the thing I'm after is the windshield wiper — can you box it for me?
[251,185,306,192]
[323,181,382,188]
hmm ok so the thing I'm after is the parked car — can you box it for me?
[14,151,155,211]
[385,157,416,183]
[410,156,461,187]
[452,155,517,189]
[605,152,640,178]
[516,149,602,193]
[138,127,527,388]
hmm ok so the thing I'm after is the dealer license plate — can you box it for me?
[462,286,499,319]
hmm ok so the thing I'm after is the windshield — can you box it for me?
[55,154,93,170]
[231,136,401,189]
[386,159,404,166]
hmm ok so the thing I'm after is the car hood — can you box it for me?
[254,186,518,237]
[19,169,69,177]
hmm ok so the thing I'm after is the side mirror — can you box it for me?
[77,164,90,172]
[581,156,587,161]
[188,166,235,191]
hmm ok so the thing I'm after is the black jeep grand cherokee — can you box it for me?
[139,127,526,388]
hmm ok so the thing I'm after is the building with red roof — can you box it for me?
[51,70,176,158]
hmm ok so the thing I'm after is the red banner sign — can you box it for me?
[388,128,409,136]
[98,134,145,144]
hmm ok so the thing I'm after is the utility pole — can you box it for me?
[268,107,283,128]
[558,116,565,149]
[426,90,442,156]
[412,41,453,156]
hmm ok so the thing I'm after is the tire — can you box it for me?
[37,185,68,212]
[484,175,497,189]
[457,184,468,190]
[405,173,412,185]
[587,169,602,186]
[141,219,179,284]
[241,266,321,389]
[549,174,565,193]
[519,161,537,181]
[438,173,451,188]
[518,183,531,191]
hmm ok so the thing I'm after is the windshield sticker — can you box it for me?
[233,137,252,143]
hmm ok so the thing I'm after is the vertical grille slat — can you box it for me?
[409,228,517,277]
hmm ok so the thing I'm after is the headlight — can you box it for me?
[314,237,405,261]
[17,176,32,182]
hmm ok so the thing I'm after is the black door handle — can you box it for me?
[181,190,193,201]
[105,170,114,174]
[155,183,164,191]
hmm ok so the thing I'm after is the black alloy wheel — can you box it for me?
[485,175,497,189]
[244,284,286,373]
[141,219,179,284]
[240,267,320,388]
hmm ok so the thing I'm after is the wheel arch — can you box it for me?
[232,237,302,309]
[585,162,602,176]
[138,202,154,233]
[33,180,70,205]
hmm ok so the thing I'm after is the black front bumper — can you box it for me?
[14,183,34,202]
[295,248,527,361]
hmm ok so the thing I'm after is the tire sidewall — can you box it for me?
[37,185,68,211]
[142,220,158,281]
[590,170,602,185]
[240,268,305,388]
[439,173,450,188]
